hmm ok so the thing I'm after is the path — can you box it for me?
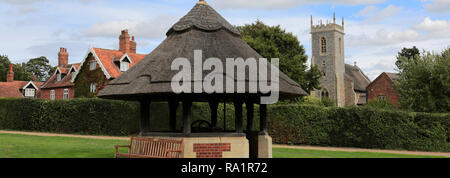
[1,130,449,157]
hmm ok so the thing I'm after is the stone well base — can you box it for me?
[139,136,249,158]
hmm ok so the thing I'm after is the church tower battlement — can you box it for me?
[311,13,346,107]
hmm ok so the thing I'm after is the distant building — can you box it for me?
[40,48,80,100]
[70,30,146,97]
[310,15,371,106]
[367,72,400,106]
[0,64,43,98]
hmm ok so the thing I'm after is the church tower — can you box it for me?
[311,14,346,107]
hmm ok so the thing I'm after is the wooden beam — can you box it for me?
[182,100,192,135]
[259,104,267,135]
[139,100,151,133]
[234,99,243,133]
[169,100,178,131]
[246,101,254,131]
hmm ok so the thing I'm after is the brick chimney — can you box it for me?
[58,47,69,67]
[119,30,131,53]
[129,36,137,54]
[6,64,14,82]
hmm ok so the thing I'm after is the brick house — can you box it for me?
[366,72,400,106]
[40,48,80,100]
[71,30,146,97]
[0,64,43,98]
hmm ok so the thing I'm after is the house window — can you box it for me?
[321,37,327,55]
[50,90,55,100]
[90,61,97,71]
[57,73,61,82]
[120,61,129,72]
[24,88,35,97]
[63,89,69,99]
[378,95,386,101]
[90,83,97,93]
[71,72,76,81]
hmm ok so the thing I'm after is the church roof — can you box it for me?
[345,64,371,92]
[98,1,307,100]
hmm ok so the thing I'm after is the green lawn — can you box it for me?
[0,133,445,158]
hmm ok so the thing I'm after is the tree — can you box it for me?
[25,56,56,81]
[13,63,33,81]
[237,21,321,94]
[396,46,420,70]
[394,48,450,113]
[0,55,11,82]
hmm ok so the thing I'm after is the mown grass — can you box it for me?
[0,133,445,158]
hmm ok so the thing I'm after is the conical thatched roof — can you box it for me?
[98,1,307,101]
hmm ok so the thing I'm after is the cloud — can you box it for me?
[209,0,386,10]
[423,0,450,14]
[355,5,403,22]
[414,17,450,37]
[82,15,178,40]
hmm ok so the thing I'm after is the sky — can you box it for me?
[0,0,449,80]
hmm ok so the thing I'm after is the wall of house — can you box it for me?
[367,74,400,106]
[40,87,75,100]
[74,54,109,98]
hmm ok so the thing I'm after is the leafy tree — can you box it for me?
[396,46,420,70]
[0,55,11,82]
[237,21,321,94]
[25,56,56,81]
[395,48,450,113]
[13,63,33,81]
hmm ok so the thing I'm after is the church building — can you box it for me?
[310,14,371,107]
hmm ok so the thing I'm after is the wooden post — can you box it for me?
[246,101,254,131]
[209,100,219,128]
[182,100,192,135]
[234,99,243,133]
[169,100,178,131]
[259,104,267,135]
[140,100,151,133]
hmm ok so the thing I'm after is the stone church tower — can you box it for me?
[310,14,371,107]
[311,14,346,107]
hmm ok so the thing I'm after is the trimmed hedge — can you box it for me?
[0,98,140,136]
[0,98,449,152]
[268,105,450,152]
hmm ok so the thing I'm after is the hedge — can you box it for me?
[268,105,450,152]
[0,98,140,136]
[0,98,449,152]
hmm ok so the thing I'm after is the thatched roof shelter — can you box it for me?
[97,0,308,139]
[97,0,307,101]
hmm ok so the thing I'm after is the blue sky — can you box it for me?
[0,0,449,79]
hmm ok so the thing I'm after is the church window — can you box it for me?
[339,38,342,55]
[321,89,329,98]
[320,37,327,55]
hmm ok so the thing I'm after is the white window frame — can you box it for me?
[90,83,97,93]
[50,90,55,100]
[120,61,129,72]
[24,88,36,97]
[63,89,69,99]
[90,61,97,71]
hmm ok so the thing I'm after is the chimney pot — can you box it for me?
[58,47,69,67]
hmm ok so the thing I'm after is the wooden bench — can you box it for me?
[115,137,183,158]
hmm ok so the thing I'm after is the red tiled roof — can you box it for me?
[92,48,146,78]
[41,63,80,89]
[0,81,43,98]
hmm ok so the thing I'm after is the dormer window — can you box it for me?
[90,61,97,70]
[24,88,35,97]
[120,61,129,72]
[57,72,62,82]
